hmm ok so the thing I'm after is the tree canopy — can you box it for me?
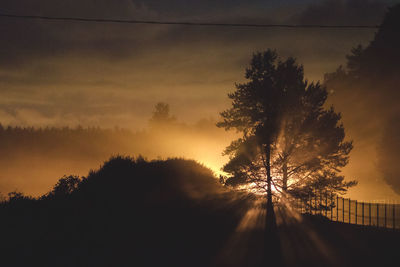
[324,4,400,194]
[218,50,356,208]
[149,102,176,127]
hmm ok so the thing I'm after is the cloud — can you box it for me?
[0,0,398,199]
[290,0,387,25]
[0,0,392,130]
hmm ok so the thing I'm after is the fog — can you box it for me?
[0,113,237,197]
[1,0,400,200]
[324,4,400,201]
[0,0,387,129]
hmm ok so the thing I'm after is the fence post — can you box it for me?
[300,198,302,213]
[342,197,345,223]
[337,195,339,222]
[362,202,364,226]
[385,203,387,228]
[330,193,333,220]
[320,192,322,215]
[355,200,357,225]
[319,191,321,215]
[377,203,379,228]
[301,198,303,213]
[325,192,328,217]
[369,203,372,226]
[349,199,351,224]
[393,204,395,230]
[314,192,317,215]
[299,198,301,213]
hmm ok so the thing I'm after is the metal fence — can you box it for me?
[292,195,400,230]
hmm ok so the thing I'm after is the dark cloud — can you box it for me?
[0,0,394,124]
[0,0,390,130]
[290,0,387,25]
[1,0,390,66]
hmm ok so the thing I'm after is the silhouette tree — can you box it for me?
[7,191,28,201]
[47,175,81,198]
[218,50,356,215]
[149,102,176,127]
[0,156,254,267]
[324,4,400,194]
[5,191,33,207]
[217,50,289,234]
[271,101,356,207]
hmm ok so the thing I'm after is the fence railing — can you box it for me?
[292,195,400,230]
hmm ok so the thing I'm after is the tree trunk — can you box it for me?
[264,143,282,264]
[265,144,276,230]
[282,161,288,193]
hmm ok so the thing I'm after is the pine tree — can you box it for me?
[218,50,356,215]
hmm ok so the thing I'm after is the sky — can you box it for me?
[1,0,400,200]
[1,0,393,128]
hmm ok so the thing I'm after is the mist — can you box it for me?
[0,0,388,129]
[1,0,399,200]
[0,109,237,197]
[324,4,400,201]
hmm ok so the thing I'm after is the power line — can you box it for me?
[0,13,380,29]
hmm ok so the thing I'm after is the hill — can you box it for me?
[1,156,400,267]
[0,120,233,196]
[0,156,253,267]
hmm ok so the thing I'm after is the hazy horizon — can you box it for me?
[1,0,400,202]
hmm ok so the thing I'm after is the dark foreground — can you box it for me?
[276,213,400,267]
[0,157,398,267]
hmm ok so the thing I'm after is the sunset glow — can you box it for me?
[1,1,400,267]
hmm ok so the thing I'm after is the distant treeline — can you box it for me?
[0,116,222,155]
[0,119,224,160]
[0,124,143,159]
[0,118,232,196]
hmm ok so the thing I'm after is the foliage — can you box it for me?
[3,191,35,209]
[0,156,252,266]
[7,191,32,202]
[45,175,82,198]
[218,50,356,205]
[324,4,400,194]
[149,102,176,127]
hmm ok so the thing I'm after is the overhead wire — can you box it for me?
[0,13,380,29]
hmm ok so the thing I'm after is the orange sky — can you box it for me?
[1,0,399,201]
